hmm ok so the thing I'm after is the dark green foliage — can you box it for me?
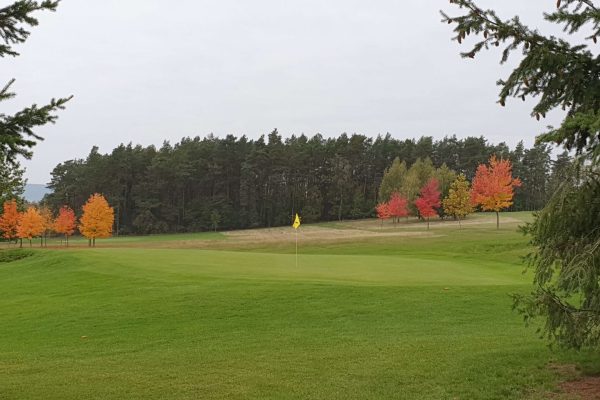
[442,0,599,160]
[0,157,25,205]
[0,1,71,165]
[210,210,221,231]
[514,167,600,349]
[511,142,553,211]
[0,248,32,263]
[444,0,600,349]
[44,133,566,234]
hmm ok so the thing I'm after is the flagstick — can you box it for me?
[295,228,298,267]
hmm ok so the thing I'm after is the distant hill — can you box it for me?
[24,184,51,203]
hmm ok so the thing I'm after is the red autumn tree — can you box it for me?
[388,192,409,223]
[0,199,20,244]
[54,206,76,246]
[375,202,391,226]
[471,156,522,229]
[414,178,441,230]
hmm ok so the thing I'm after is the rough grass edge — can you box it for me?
[0,249,34,263]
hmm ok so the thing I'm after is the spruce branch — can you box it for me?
[443,0,600,157]
[0,1,59,57]
[0,0,70,166]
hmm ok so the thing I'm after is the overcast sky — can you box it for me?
[1,1,568,183]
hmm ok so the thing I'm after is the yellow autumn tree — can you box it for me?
[79,193,114,247]
[17,207,45,247]
[442,174,474,229]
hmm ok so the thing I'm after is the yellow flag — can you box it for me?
[292,213,301,229]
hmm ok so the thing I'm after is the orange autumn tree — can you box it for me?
[471,156,521,229]
[54,206,76,246]
[0,199,20,244]
[17,207,45,247]
[79,194,114,247]
[375,202,391,226]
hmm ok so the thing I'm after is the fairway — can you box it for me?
[0,214,591,399]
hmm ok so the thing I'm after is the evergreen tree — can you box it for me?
[0,1,71,165]
[547,151,573,194]
[444,0,600,348]
[0,157,25,205]
[521,143,552,211]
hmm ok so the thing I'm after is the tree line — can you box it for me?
[0,194,113,247]
[377,156,521,229]
[39,131,570,234]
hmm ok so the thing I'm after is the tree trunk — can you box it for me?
[458,216,462,229]
[338,189,343,222]
[93,237,96,247]
[427,218,430,230]
[115,205,119,237]
[496,211,500,230]
[88,239,91,247]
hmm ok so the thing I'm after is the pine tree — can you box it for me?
[442,174,474,228]
[0,1,71,165]
[0,158,26,205]
[444,0,600,348]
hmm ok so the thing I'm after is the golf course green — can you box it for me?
[0,213,594,399]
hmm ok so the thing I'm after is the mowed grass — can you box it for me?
[59,231,225,246]
[0,213,593,399]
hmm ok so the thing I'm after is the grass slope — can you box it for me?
[0,213,593,399]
